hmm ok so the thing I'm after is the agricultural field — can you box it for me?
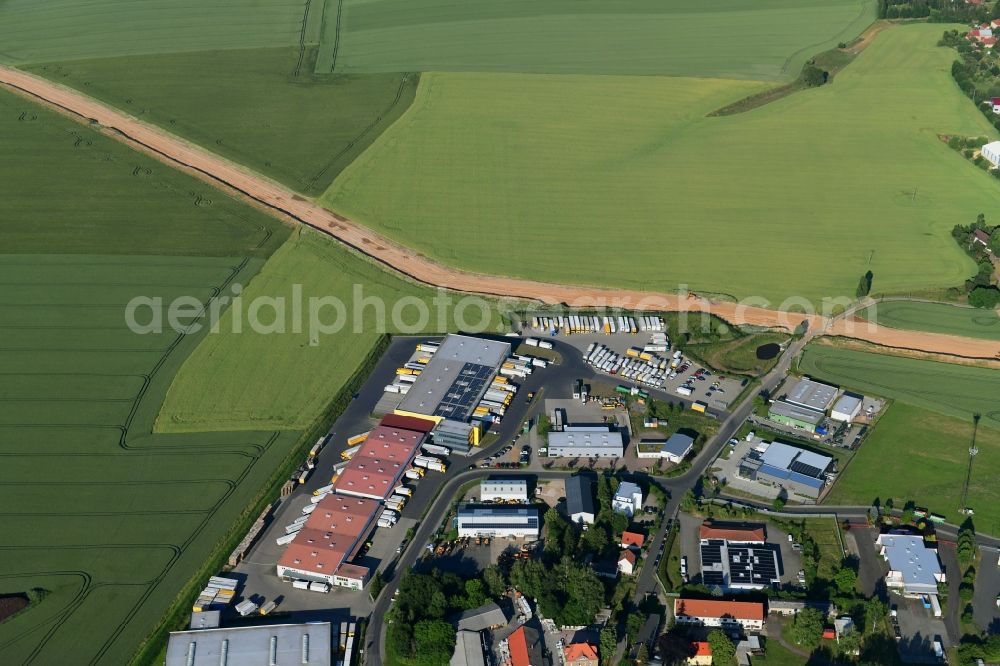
[325,0,877,78]
[0,85,308,664]
[799,343,1000,429]
[156,229,506,432]
[26,48,417,195]
[859,300,1000,341]
[827,403,1000,532]
[324,25,996,305]
[0,0,315,64]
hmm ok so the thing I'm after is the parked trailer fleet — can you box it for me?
[529,315,664,336]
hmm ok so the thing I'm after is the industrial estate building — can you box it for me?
[698,522,780,590]
[276,412,432,590]
[767,377,840,434]
[165,622,332,666]
[452,630,487,666]
[336,422,425,499]
[276,495,380,589]
[673,598,766,632]
[457,504,540,538]
[566,474,596,525]
[784,378,838,412]
[636,432,694,462]
[480,478,529,503]
[395,335,513,451]
[547,427,624,458]
[876,534,946,598]
[738,441,833,499]
[831,394,863,423]
[767,400,825,433]
[612,481,643,517]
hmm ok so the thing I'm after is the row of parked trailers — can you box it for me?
[584,342,682,388]
[385,341,439,395]
[192,576,237,613]
[530,315,665,335]
[334,622,357,666]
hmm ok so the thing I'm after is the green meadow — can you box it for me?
[861,300,1000,341]
[798,343,1000,429]
[156,229,506,433]
[324,25,995,305]
[325,0,876,78]
[828,403,1000,532]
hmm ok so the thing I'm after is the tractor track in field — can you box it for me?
[3,64,1000,361]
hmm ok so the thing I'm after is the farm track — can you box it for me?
[3,65,1000,361]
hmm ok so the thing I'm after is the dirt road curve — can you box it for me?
[3,65,999,361]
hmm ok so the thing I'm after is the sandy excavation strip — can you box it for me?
[3,65,999,361]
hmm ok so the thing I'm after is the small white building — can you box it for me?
[480,478,528,503]
[612,481,643,518]
[983,140,1000,167]
[618,550,637,576]
[831,394,863,423]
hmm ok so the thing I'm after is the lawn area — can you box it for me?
[828,403,1000,533]
[687,331,791,377]
[325,0,876,78]
[798,343,1000,430]
[324,24,995,306]
[0,85,310,664]
[859,300,1000,341]
[0,0,314,64]
[802,518,846,581]
[156,229,506,432]
[26,48,417,196]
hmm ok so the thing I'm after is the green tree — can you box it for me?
[772,495,786,511]
[413,620,456,666]
[789,607,825,649]
[582,522,609,554]
[856,270,874,299]
[680,489,698,512]
[838,627,862,657]
[707,629,736,666]
[634,643,649,665]
[611,511,629,536]
[834,566,858,595]
[537,413,551,436]
[600,627,617,665]
[484,565,506,599]
[657,631,695,666]
[462,579,488,609]
[626,611,644,642]
[989,228,1000,254]
[369,570,385,600]
[802,64,828,87]
[969,286,1000,309]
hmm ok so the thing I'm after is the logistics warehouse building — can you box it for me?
[457,504,540,538]
[276,495,380,590]
[738,441,833,499]
[165,622,332,666]
[335,422,425,500]
[395,335,512,451]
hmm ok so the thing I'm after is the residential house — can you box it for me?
[621,531,645,549]
[611,482,643,518]
[508,626,544,666]
[686,642,712,666]
[562,642,599,666]
[672,598,765,633]
[618,550,637,576]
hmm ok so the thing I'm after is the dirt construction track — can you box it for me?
[3,65,999,361]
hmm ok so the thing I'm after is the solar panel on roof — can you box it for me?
[789,460,823,478]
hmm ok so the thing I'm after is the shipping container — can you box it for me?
[347,432,370,447]
[308,582,331,594]
[691,401,707,413]
[525,337,539,347]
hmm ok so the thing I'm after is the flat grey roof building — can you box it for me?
[165,622,331,666]
[548,430,623,458]
[784,378,838,412]
[831,394,863,422]
[480,478,529,502]
[457,504,540,538]
[452,601,510,632]
[451,630,487,666]
[768,400,825,425]
[876,533,945,596]
[566,475,596,524]
[397,335,511,422]
[739,441,832,499]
